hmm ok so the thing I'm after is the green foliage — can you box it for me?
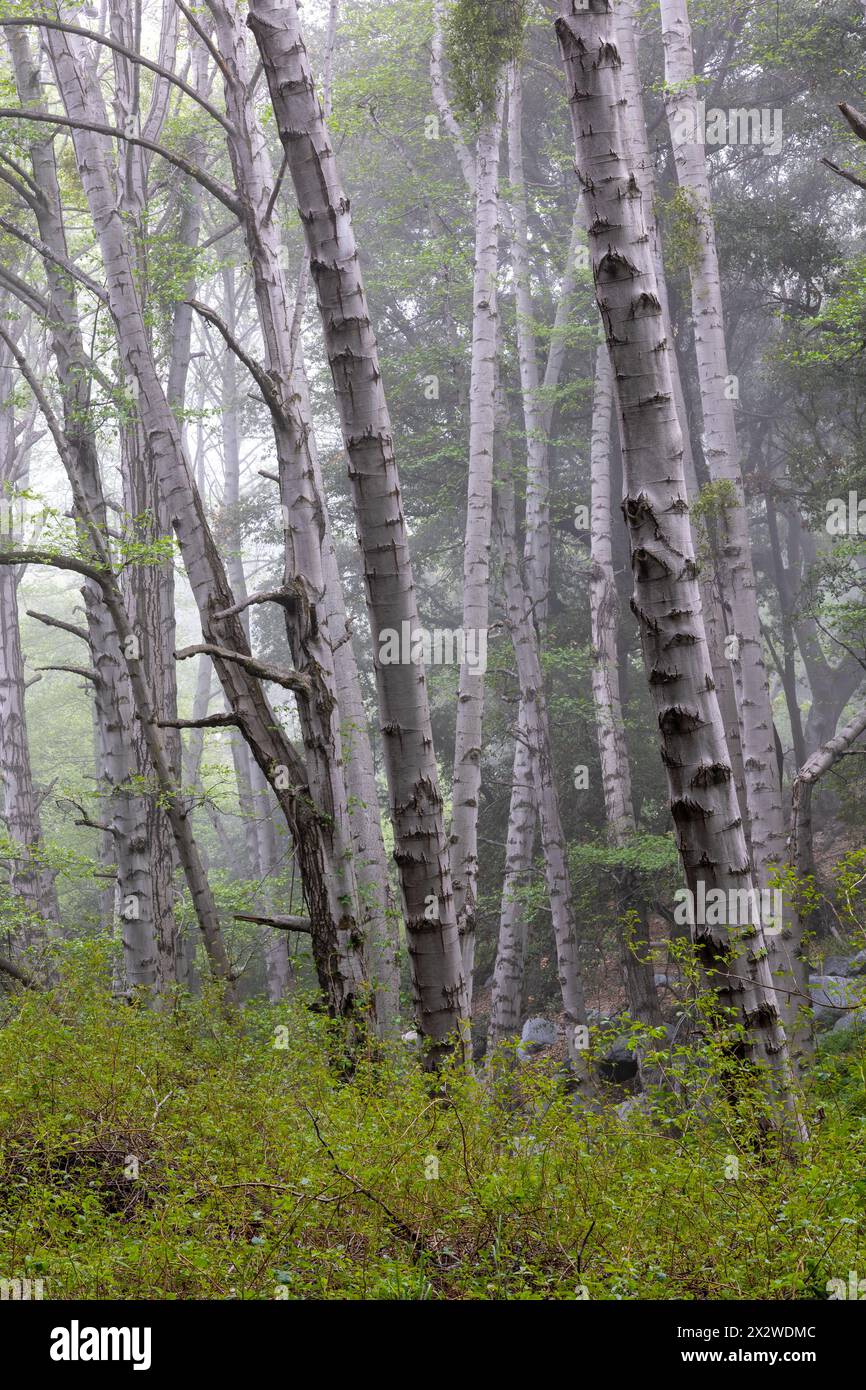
[443,0,527,126]
[1,947,864,1300]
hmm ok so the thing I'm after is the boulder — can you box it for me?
[517,1016,557,1062]
[808,974,866,1028]
[597,1034,639,1084]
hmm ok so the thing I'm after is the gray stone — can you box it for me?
[808,974,866,1028]
[597,1034,639,1084]
[517,1016,557,1062]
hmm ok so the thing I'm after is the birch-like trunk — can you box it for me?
[556,0,802,1130]
[615,0,748,840]
[589,341,634,843]
[659,0,783,885]
[249,0,467,1057]
[6,30,154,965]
[451,94,504,997]
[488,79,582,1049]
[0,429,57,942]
[45,24,359,1018]
[589,338,662,1038]
[496,428,588,1063]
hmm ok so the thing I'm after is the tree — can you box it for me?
[556,0,803,1130]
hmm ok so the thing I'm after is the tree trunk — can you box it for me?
[45,22,359,1019]
[556,0,803,1132]
[495,418,588,1065]
[249,0,468,1059]
[451,92,504,999]
[659,0,784,887]
[616,0,749,843]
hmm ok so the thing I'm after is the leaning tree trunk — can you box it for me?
[43,23,362,1021]
[451,91,504,1001]
[556,0,803,1132]
[249,0,467,1059]
[659,0,783,886]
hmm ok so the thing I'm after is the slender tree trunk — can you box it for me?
[659,0,784,887]
[451,93,504,999]
[487,733,535,1051]
[249,0,468,1058]
[45,23,359,1019]
[495,417,588,1064]
[589,342,634,843]
[616,0,748,841]
[556,0,803,1132]
[589,338,662,1038]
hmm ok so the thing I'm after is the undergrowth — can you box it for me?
[0,942,864,1300]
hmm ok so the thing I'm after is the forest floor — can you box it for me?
[2,944,865,1300]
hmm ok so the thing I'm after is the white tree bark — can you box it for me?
[0,346,58,939]
[556,0,802,1130]
[451,90,504,997]
[496,423,588,1063]
[249,0,467,1058]
[43,22,361,1018]
[616,0,749,840]
[589,341,635,843]
[659,0,783,885]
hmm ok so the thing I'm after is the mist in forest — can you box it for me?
[0,0,865,1330]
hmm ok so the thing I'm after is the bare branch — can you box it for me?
[174,642,311,695]
[36,663,99,684]
[0,215,109,303]
[0,17,236,135]
[0,108,241,216]
[156,712,241,730]
[27,609,89,642]
[213,587,292,620]
[187,298,284,418]
[234,911,312,933]
[821,156,866,194]
[174,0,231,84]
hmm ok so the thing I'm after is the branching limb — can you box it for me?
[27,609,89,642]
[174,643,311,695]
[0,108,241,216]
[0,16,236,134]
[36,663,99,684]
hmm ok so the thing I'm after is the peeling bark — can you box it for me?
[556,0,803,1130]
[249,0,467,1058]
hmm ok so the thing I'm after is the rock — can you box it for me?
[848,949,866,977]
[831,1012,866,1038]
[517,1016,557,1062]
[808,975,866,1028]
[654,973,669,988]
[818,955,857,978]
[597,1034,639,1084]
